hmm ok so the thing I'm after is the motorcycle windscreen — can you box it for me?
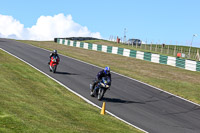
[102,76,111,85]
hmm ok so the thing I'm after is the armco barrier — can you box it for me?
[159,55,168,65]
[196,62,200,71]
[151,54,160,63]
[56,39,200,72]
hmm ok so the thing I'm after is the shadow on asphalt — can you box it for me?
[102,97,145,104]
[55,71,78,75]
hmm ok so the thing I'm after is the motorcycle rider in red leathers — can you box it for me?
[48,50,60,65]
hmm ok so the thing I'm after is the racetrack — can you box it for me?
[1,38,200,133]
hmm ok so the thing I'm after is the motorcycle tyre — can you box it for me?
[97,89,104,101]
[52,65,57,73]
[49,65,52,72]
[90,87,96,97]
[90,91,95,97]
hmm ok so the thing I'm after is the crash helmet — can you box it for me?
[53,50,57,54]
[104,66,110,75]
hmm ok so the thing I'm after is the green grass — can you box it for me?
[0,49,142,133]
[17,40,200,105]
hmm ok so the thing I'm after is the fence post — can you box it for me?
[150,42,152,51]
[167,45,169,55]
[183,48,185,57]
[196,49,200,61]
[174,46,176,56]
[191,49,193,59]
[155,44,157,52]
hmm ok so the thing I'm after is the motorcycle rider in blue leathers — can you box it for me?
[91,66,112,92]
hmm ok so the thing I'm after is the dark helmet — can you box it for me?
[104,66,110,75]
[53,50,57,54]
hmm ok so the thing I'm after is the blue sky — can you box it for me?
[0,0,200,47]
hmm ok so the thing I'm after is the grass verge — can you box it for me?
[18,40,200,105]
[0,49,142,133]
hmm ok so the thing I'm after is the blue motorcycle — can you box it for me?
[90,76,111,100]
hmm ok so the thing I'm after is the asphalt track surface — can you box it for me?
[1,38,200,133]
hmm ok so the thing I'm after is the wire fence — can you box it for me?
[108,37,200,61]
[126,43,200,61]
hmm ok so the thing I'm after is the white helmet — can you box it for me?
[53,50,57,54]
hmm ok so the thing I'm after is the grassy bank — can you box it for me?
[0,49,142,132]
[18,40,200,105]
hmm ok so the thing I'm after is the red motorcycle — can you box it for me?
[49,56,59,73]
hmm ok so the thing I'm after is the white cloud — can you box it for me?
[0,14,24,39]
[0,13,101,40]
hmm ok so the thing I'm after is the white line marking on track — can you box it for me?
[0,47,148,133]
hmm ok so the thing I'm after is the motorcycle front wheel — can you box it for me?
[52,65,57,73]
[97,88,104,101]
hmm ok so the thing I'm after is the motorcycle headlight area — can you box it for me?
[100,83,105,87]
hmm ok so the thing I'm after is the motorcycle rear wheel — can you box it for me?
[90,91,95,97]
[90,85,97,97]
